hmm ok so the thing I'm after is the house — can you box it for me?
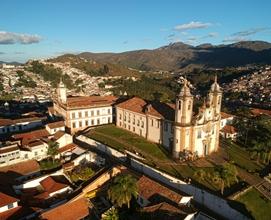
[0,116,46,135]
[220,112,235,128]
[220,125,238,140]
[53,80,117,134]
[34,176,72,202]
[0,192,20,219]
[0,142,21,167]
[39,197,89,220]
[45,121,65,135]
[136,175,193,207]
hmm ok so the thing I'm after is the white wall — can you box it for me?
[0,201,18,213]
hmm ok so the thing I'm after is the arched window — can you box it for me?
[188,100,191,110]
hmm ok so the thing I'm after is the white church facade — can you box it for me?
[116,78,222,158]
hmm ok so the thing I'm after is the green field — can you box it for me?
[86,124,218,191]
[237,188,271,220]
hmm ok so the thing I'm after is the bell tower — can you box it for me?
[208,76,222,115]
[57,79,67,104]
[173,78,194,158]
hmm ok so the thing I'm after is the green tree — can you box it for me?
[47,141,59,162]
[108,174,138,209]
[194,169,206,182]
[212,163,238,195]
[102,207,119,220]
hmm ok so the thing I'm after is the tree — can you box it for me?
[212,163,238,195]
[47,141,59,162]
[194,169,206,182]
[102,207,119,220]
[251,141,264,164]
[108,174,138,209]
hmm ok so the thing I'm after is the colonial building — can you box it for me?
[116,78,222,158]
[53,81,117,134]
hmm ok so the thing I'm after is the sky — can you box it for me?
[0,0,271,62]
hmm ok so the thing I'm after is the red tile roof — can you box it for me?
[0,192,18,207]
[251,108,271,117]
[38,176,69,198]
[143,202,188,220]
[117,97,175,121]
[13,129,50,145]
[40,198,89,220]
[0,118,13,126]
[221,125,237,134]
[0,145,19,154]
[65,95,117,109]
[137,176,182,204]
[53,131,65,140]
[0,160,40,175]
[46,121,65,129]
[0,206,22,220]
[221,112,234,119]
[58,143,77,154]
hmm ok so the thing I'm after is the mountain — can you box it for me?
[0,61,22,66]
[71,40,271,72]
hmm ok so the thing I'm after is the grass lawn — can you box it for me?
[225,141,264,172]
[237,188,271,220]
[86,124,220,191]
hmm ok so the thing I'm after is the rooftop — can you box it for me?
[116,96,175,121]
[46,121,65,129]
[221,125,237,134]
[0,192,18,207]
[39,198,89,220]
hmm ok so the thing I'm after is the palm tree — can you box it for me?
[102,207,119,220]
[47,141,59,162]
[107,174,138,209]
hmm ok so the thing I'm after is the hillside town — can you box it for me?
[0,68,271,220]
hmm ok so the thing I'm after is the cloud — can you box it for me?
[174,21,212,31]
[0,52,5,55]
[0,31,42,44]
[232,27,269,37]
[14,51,24,54]
[223,36,249,43]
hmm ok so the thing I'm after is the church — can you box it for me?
[115,77,222,158]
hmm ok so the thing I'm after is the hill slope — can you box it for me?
[76,41,271,72]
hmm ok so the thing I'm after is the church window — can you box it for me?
[72,112,75,119]
[178,101,181,110]
[79,121,82,127]
[91,110,94,116]
[218,96,221,105]
[72,122,76,128]
[151,119,154,126]
[97,119,100,125]
[85,120,89,126]
[97,110,100,116]
[141,121,144,128]
[188,101,191,110]
[157,120,160,128]
[108,109,111,114]
[78,112,82,118]
[197,130,202,139]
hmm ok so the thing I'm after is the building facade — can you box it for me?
[53,81,117,134]
[116,78,222,158]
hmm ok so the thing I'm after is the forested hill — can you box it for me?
[64,40,271,72]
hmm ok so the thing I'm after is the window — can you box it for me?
[108,109,111,114]
[124,115,126,121]
[85,111,88,117]
[72,112,75,119]
[7,203,14,209]
[91,119,95,125]
[79,121,82,127]
[85,120,89,126]
[141,121,144,128]
[133,127,135,132]
[97,110,100,116]
[151,119,154,126]
[97,119,100,125]
[188,101,191,110]
[197,130,202,139]
[78,112,82,118]
[157,120,160,128]
[119,114,122,120]
[178,101,181,110]
[108,117,111,123]
[218,96,221,105]
[128,125,130,130]
[35,152,38,156]
[91,110,94,116]
[137,120,140,126]
[72,122,76,128]
[133,118,135,125]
